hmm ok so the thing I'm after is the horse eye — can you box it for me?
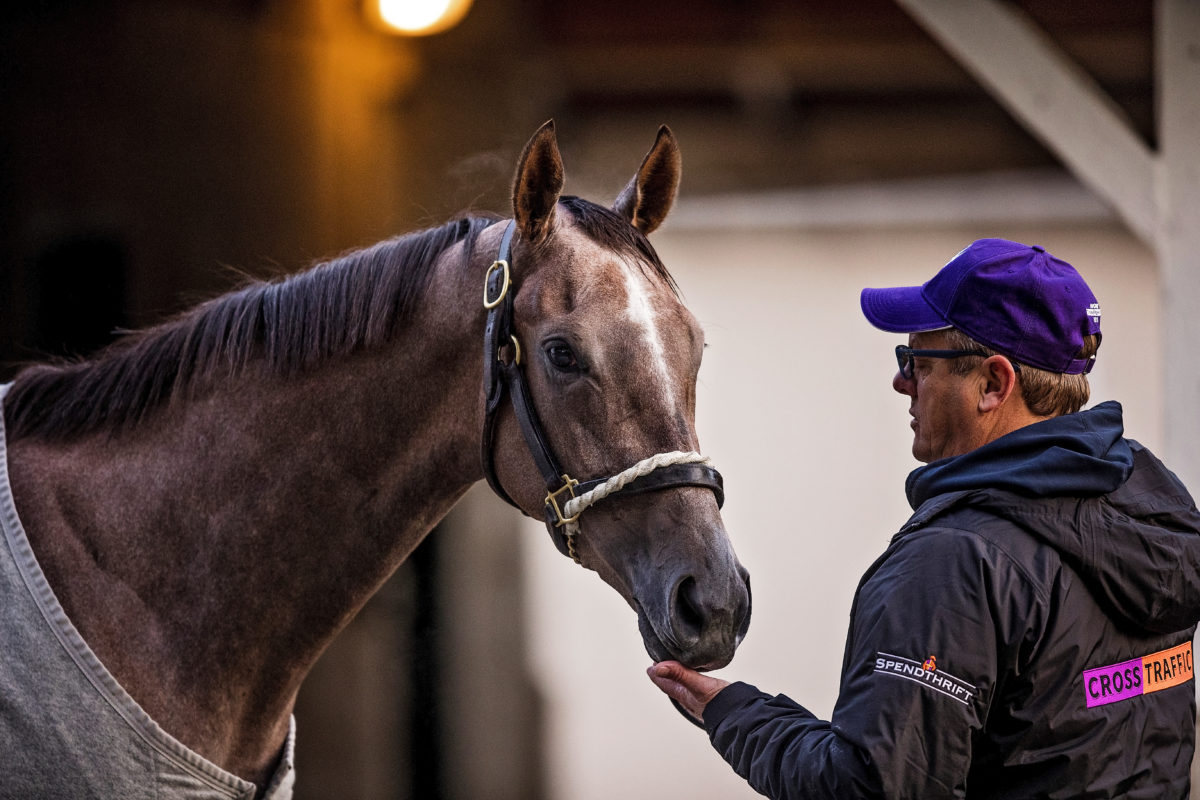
[545,341,579,371]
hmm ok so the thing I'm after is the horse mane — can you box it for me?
[3,197,678,441]
[4,214,501,440]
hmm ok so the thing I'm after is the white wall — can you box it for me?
[515,180,1161,799]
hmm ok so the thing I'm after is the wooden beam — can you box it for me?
[894,0,1159,247]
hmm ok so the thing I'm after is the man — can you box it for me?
[648,238,1200,798]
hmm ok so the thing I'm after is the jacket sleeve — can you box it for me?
[705,526,1023,799]
[704,683,882,798]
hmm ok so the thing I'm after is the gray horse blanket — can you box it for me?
[0,384,295,800]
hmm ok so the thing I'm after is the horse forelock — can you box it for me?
[557,196,679,298]
[3,214,502,441]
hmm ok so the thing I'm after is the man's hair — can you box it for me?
[943,328,1098,417]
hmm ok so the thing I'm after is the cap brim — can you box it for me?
[860,286,949,333]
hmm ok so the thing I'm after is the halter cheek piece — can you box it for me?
[480,221,725,563]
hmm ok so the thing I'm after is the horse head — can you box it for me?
[485,122,751,670]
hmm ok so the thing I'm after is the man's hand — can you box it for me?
[647,661,730,723]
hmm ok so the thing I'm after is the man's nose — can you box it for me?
[893,370,915,396]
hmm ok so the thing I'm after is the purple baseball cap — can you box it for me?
[860,238,1101,374]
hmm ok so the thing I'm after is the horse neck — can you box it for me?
[4,240,492,783]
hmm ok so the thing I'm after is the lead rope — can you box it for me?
[559,450,712,563]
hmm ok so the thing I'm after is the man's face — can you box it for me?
[892,331,984,463]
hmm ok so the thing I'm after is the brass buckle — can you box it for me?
[483,260,510,309]
[545,475,581,526]
[500,334,522,366]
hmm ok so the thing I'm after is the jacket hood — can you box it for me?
[906,401,1200,634]
[906,401,1134,508]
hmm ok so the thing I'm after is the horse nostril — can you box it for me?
[672,576,705,644]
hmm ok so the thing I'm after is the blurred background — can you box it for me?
[1,1,1195,798]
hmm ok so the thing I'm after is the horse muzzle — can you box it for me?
[637,560,752,670]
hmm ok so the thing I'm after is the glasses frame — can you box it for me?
[894,344,1018,379]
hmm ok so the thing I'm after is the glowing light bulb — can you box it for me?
[371,0,474,36]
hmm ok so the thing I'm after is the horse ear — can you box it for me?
[613,125,681,235]
[512,120,564,244]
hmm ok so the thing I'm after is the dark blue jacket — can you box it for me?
[705,402,1200,799]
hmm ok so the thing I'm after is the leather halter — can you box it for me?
[480,220,726,561]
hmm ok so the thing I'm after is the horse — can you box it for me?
[0,121,751,798]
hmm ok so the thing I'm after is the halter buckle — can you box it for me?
[499,334,522,366]
[483,259,510,309]
[545,475,582,526]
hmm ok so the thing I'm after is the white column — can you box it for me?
[1157,0,1200,491]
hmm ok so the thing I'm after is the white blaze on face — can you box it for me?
[620,259,675,406]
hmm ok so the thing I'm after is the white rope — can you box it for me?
[561,450,712,541]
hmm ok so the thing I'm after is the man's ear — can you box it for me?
[978,356,1020,413]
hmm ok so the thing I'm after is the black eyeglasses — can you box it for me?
[894,344,997,379]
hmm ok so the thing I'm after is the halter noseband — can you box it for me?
[480,220,725,563]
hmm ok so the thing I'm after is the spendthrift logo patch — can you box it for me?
[875,652,975,705]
